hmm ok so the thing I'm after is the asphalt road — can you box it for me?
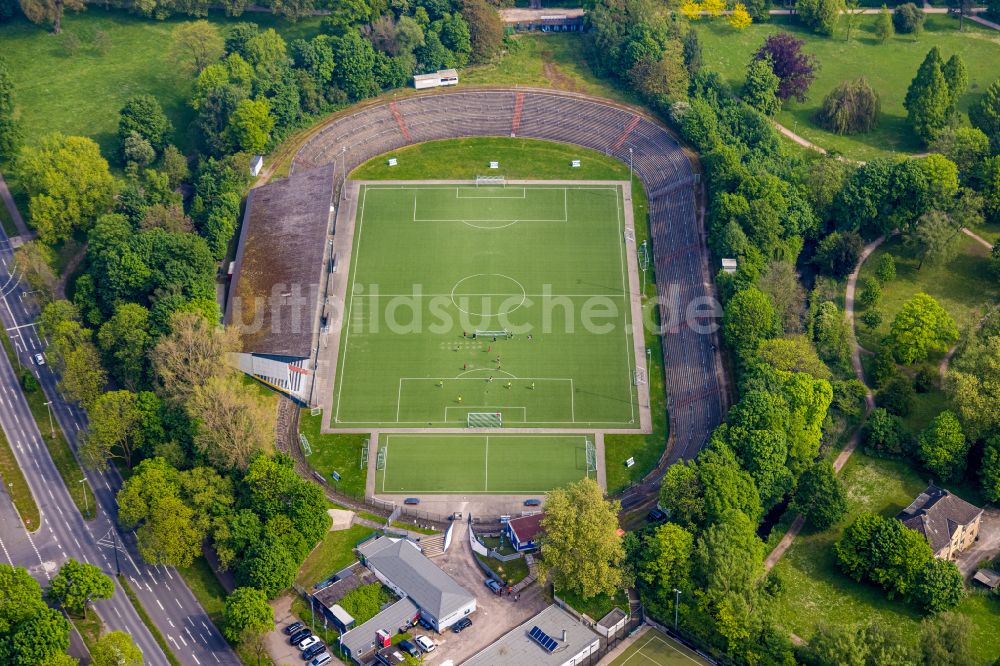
[0,230,239,665]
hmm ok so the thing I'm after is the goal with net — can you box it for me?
[476,175,506,187]
[361,441,369,469]
[376,446,387,470]
[473,329,511,339]
[585,439,597,475]
[468,412,502,428]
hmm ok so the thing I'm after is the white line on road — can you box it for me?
[156,599,164,611]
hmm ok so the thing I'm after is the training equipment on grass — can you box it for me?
[468,412,503,428]
[639,240,649,271]
[634,367,647,386]
[376,446,387,470]
[310,407,322,416]
[585,439,597,475]
[476,175,506,187]
[473,329,511,339]
[361,442,369,469]
[299,433,312,457]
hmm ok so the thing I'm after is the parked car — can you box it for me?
[308,653,332,666]
[404,497,420,505]
[298,636,320,652]
[34,353,45,366]
[302,644,326,661]
[288,629,311,646]
[647,508,666,523]
[415,635,436,652]
[398,639,420,658]
[523,499,541,507]
[485,579,503,595]
[417,616,435,631]
[451,617,472,633]
[283,622,304,636]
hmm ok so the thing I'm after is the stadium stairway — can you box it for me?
[421,533,446,558]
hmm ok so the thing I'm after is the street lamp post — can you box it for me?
[112,529,121,577]
[629,147,633,185]
[43,401,54,439]
[673,588,682,631]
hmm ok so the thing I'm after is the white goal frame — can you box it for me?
[585,439,597,475]
[475,175,506,187]
[468,412,502,428]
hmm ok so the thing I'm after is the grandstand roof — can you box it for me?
[224,165,334,359]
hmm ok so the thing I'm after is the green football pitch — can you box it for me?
[375,434,594,494]
[609,629,712,666]
[331,183,639,429]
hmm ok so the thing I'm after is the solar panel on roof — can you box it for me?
[528,625,558,653]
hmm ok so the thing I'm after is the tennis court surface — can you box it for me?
[609,629,713,666]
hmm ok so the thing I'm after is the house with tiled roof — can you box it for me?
[896,485,983,560]
[506,513,545,551]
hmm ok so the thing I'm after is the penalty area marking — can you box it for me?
[396,377,575,423]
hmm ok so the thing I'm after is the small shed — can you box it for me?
[250,155,263,177]
[973,569,1000,590]
[413,69,459,90]
[330,604,356,633]
[721,258,738,274]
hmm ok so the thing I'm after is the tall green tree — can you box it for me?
[48,559,113,619]
[540,478,625,599]
[223,587,273,644]
[875,5,895,43]
[904,47,952,143]
[743,56,781,116]
[226,98,273,154]
[791,461,848,530]
[0,564,72,664]
[969,79,1000,152]
[17,133,116,244]
[118,95,172,158]
[889,293,958,364]
[169,21,224,73]
[980,436,1000,503]
[91,631,144,666]
[797,0,843,36]
[117,457,204,568]
[941,53,968,119]
[917,410,968,481]
[905,210,963,269]
[723,286,779,360]
[97,303,154,390]
[18,0,84,33]
[920,612,975,666]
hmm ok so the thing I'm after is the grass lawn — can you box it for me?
[376,435,594,494]
[556,587,629,622]
[70,611,103,653]
[299,411,367,497]
[476,552,530,585]
[853,235,999,434]
[0,332,96,519]
[771,452,1000,663]
[460,34,637,106]
[0,9,324,157]
[332,183,638,429]
[0,423,40,531]
[296,523,375,589]
[694,14,1000,161]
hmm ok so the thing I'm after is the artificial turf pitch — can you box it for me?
[332,183,639,429]
[376,434,593,494]
[609,629,712,666]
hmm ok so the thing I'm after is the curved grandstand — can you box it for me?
[291,88,726,466]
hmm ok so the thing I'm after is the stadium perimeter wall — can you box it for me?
[292,88,727,467]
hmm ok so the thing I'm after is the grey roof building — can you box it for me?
[338,597,419,663]
[463,604,601,666]
[224,164,336,402]
[357,537,476,631]
[896,485,984,560]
